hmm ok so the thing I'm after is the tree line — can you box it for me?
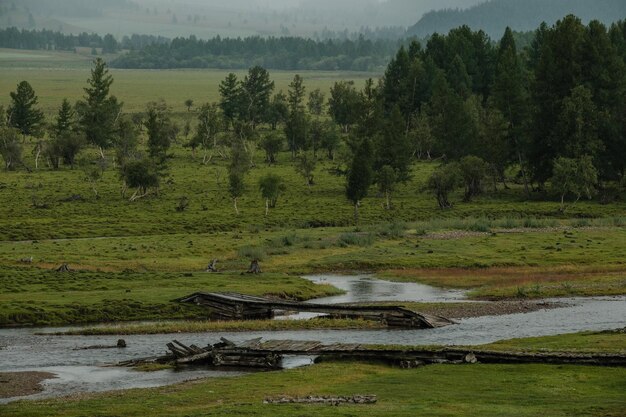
[1,15,625,220]
[111,35,403,72]
[0,27,168,53]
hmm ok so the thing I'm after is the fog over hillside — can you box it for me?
[0,0,485,39]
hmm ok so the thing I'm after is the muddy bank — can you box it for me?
[0,372,56,399]
[416,300,564,320]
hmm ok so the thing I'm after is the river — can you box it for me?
[1,274,624,403]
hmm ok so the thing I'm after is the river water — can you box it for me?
[1,274,625,403]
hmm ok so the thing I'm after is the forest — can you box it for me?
[110,35,402,71]
[1,15,625,219]
[0,27,167,53]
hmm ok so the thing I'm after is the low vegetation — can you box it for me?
[2,360,625,416]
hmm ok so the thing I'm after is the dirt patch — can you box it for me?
[417,300,565,319]
[0,372,56,399]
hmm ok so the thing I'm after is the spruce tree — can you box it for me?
[219,73,241,129]
[492,27,530,194]
[7,81,44,137]
[76,58,122,155]
[346,138,373,225]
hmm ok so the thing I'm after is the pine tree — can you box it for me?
[286,75,307,154]
[492,27,531,194]
[76,58,123,155]
[219,73,241,129]
[374,106,413,182]
[54,99,75,136]
[346,138,373,225]
[7,81,44,137]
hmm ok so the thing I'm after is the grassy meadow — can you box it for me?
[0,48,377,115]
[3,360,625,417]
[0,48,625,417]
[1,140,625,325]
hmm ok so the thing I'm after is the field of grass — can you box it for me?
[481,329,626,354]
[2,224,625,325]
[2,360,624,416]
[1,144,625,325]
[56,317,385,335]
[0,53,625,415]
[0,269,342,326]
[0,49,377,115]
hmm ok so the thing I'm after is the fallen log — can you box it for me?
[74,339,127,351]
[176,351,214,365]
[55,263,72,272]
[247,260,262,274]
[117,338,626,370]
[264,395,377,405]
[206,259,218,272]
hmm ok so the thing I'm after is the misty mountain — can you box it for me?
[408,0,626,39]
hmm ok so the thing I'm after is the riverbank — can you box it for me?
[0,372,56,399]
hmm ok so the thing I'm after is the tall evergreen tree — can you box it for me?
[582,20,626,180]
[286,75,307,154]
[7,81,44,137]
[530,15,586,183]
[374,106,413,182]
[346,138,373,225]
[76,58,123,155]
[219,73,242,128]
[54,99,75,136]
[492,27,531,194]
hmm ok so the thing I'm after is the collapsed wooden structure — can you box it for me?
[177,292,454,329]
[119,337,626,370]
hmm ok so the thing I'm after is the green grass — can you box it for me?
[481,330,626,354]
[55,317,384,335]
[2,361,624,417]
[0,269,342,326]
[0,49,376,115]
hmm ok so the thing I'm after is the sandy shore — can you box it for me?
[0,372,56,399]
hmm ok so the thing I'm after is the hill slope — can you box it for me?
[408,0,626,39]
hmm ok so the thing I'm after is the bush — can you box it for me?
[337,233,374,247]
[376,221,407,238]
[467,217,491,232]
[237,245,266,261]
[458,155,488,202]
[427,163,461,209]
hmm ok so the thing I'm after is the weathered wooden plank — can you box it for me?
[176,292,455,329]
[176,351,214,365]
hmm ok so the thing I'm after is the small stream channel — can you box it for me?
[1,274,625,403]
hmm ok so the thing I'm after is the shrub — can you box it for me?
[337,233,374,247]
[237,245,266,261]
[376,221,407,239]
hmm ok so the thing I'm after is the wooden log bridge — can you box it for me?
[118,338,626,370]
[177,292,454,329]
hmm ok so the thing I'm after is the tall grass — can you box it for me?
[408,216,625,236]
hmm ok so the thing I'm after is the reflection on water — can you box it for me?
[305,274,467,304]
[1,275,624,403]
